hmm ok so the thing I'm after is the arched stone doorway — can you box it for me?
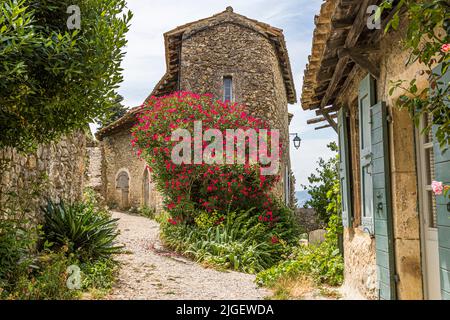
[116,170,129,210]
[143,169,150,207]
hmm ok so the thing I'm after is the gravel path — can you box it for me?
[106,211,270,300]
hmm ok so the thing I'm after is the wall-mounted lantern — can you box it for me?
[290,133,302,150]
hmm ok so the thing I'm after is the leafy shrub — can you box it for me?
[82,187,109,219]
[0,175,46,297]
[160,208,296,273]
[0,0,132,152]
[138,206,156,219]
[42,200,122,261]
[0,217,38,296]
[302,142,338,224]
[8,250,80,300]
[256,214,344,287]
[194,210,224,229]
[132,91,284,223]
[81,258,118,292]
[0,183,119,299]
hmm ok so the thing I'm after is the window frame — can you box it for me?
[223,76,233,102]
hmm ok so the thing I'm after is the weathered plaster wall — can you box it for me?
[179,22,290,197]
[335,70,378,300]
[101,129,162,212]
[0,131,86,221]
[333,19,425,299]
[341,228,378,299]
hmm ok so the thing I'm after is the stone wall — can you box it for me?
[101,128,162,212]
[179,22,291,197]
[294,208,323,233]
[0,131,87,221]
[86,139,102,192]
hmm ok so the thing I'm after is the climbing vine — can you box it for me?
[379,0,449,149]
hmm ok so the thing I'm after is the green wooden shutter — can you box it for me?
[371,101,397,300]
[432,64,450,300]
[338,109,352,227]
[359,74,376,234]
[359,74,396,300]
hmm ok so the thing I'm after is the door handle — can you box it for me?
[364,152,372,159]
[377,202,383,212]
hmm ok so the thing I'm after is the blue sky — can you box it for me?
[116,0,337,189]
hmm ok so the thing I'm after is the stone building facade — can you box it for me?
[99,128,162,211]
[96,7,297,211]
[301,0,449,300]
[0,131,87,222]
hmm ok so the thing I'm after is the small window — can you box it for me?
[223,76,233,102]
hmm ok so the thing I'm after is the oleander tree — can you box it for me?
[131,91,285,223]
[0,0,132,151]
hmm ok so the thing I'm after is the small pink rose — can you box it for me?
[431,181,444,195]
[441,44,450,53]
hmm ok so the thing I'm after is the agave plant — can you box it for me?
[42,200,122,261]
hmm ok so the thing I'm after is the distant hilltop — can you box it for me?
[295,191,312,207]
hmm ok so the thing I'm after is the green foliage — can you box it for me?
[0,182,120,299]
[194,210,224,229]
[98,95,128,128]
[256,214,344,288]
[0,218,38,296]
[80,258,118,292]
[137,206,156,219]
[42,200,123,261]
[302,142,339,224]
[0,172,47,295]
[2,247,117,299]
[8,250,80,300]
[83,187,110,219]
[0,0,132,151]
[326,179,341,220]
[380,0,450,149]
[160,208,299,274]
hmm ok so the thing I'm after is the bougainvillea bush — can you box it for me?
[131,91,288,225]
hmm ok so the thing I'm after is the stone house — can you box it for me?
[96,7,297,211]
[301,0,449,300]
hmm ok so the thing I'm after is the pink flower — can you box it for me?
[441,44,450,53]
[432,181,444,195]
[167,203,176,210]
